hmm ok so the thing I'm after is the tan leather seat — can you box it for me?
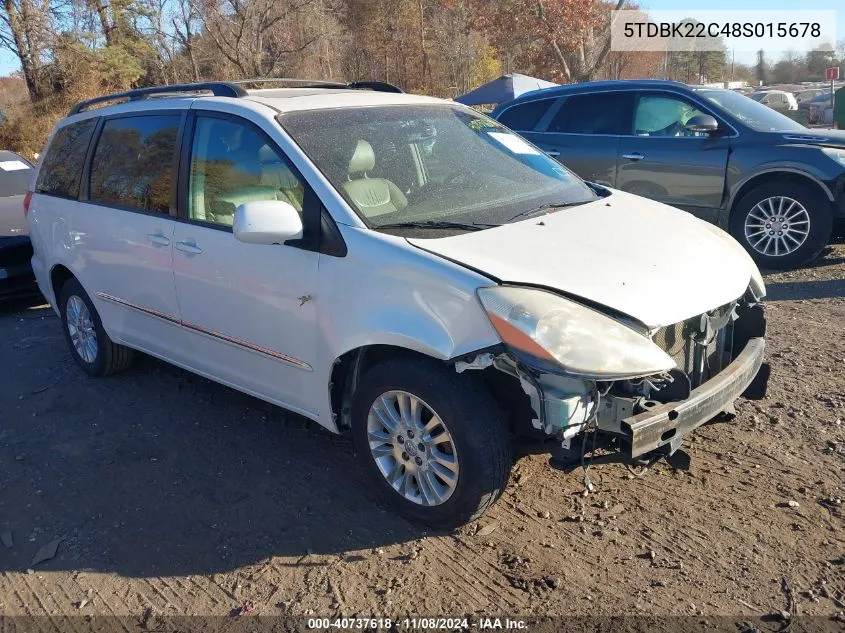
[259,144,304,212]
[341,140,407,218]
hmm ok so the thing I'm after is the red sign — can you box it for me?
[826,67,840,80]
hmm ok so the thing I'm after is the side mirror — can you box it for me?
[684,114,719,134]
[233,200,303,245]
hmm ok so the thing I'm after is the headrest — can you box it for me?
[348,139,375,174]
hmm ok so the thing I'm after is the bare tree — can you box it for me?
[194,0,320,77]
[0,0,53,100]
[173,0,201,81]
[535,0,626,83]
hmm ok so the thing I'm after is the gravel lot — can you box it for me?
[1,242,843,623]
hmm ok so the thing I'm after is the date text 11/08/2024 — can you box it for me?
[306,618,529,630]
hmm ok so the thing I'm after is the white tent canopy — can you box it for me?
[454,73,559,106]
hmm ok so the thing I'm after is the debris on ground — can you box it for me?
[232,601,256,616]
[30,538,61,567]
[476,522,499,537]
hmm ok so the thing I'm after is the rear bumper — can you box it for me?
[0,238,39,302]
[621,337,766,458]
[0,263,39,301]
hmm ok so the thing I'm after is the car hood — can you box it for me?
[779,129,845,148]
[409,190,757,329]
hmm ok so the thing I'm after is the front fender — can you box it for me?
[336,308,460,362]
[313,226,501,423]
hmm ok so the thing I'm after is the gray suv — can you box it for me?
[492,79,845,270]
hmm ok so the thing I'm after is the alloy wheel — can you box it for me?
[366,390,459,506]
[744,196,811,257]
[66,295,98,364]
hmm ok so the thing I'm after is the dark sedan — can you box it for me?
[0,150,39,301]
[492,80,845,270]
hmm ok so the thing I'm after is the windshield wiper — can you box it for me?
[377,220,499,232]
[507,201,589,223]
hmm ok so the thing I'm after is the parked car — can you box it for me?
[805,92,835,124]
[750,90,798,112]
[798,91,830,123]
[795,89,824,104]
[27,81,768,528]
[0,150,38,301]
[492,79,845,270]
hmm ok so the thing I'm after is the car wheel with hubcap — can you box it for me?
[351,357,511,529]
[59,278,134,376]
[730,181,831,270]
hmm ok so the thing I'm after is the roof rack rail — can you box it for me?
[68,82,247,116]
[232,78,404,93]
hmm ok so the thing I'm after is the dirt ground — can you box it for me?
[1,243,844,624]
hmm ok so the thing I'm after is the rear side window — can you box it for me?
[35,119,97,199]
[89,115,181,213]
[497,99,554,131]
[548,92,632,135]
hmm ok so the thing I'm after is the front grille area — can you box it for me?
[653,319,698,374]
[652,303,736,387]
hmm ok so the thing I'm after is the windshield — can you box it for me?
[278,105,595,234]
[697,89,805,132]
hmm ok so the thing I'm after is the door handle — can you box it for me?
[147,232,170,247]
[544,149,561,157]
[175,240,203,255]
[622,152,645,161]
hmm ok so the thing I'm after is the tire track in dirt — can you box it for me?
[171,575,230,614]
[413,534,524,611]
[18,573,64,624]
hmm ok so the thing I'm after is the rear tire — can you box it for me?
[730,181,831,270]
[351,357,512,529]
[59,278,134,376]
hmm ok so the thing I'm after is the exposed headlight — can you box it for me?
[822,147,845,167]
[477,286,676,380]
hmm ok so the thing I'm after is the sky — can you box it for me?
[643,0,844,65]
[0,1,841,76]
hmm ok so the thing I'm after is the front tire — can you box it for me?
[59,278,134,376]
[730,181,832,270]
[351,357,512,529]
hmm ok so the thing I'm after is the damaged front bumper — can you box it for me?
[458,294,770,461]
[621,337,766,458]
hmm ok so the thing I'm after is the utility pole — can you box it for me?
[731,48,736,83]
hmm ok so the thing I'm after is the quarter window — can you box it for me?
[89,115,181,213]
[548,93,631,134]
[188,116,304,228]
[35,118,97,199]
[632,95,708,137]
[497,99,554,131]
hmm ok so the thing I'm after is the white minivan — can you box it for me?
[26,81,769,528]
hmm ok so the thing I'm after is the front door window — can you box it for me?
[633,95,708,137]
[188,116,305,227]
